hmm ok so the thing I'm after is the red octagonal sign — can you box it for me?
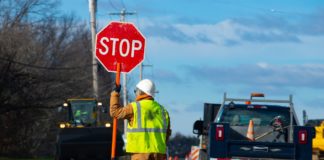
[96,21,145,73]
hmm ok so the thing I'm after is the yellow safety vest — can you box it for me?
[126,100,169,153]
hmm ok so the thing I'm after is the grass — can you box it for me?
[0,158,52,160]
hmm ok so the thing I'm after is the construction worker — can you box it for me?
[74,109,89,123]
[110,79,172,160]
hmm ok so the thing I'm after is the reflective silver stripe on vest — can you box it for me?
[127,128,167,133]
[127,101,167,133]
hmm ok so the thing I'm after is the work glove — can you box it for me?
[113,85,121,93]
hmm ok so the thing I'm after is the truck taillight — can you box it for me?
[298,130,307,144]
[245,101,251,105]
[216,125,224,141]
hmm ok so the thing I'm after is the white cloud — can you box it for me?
[139,10,324,46]
[257,62,269,69]
[184,63,324,89]
[147,19,300,45]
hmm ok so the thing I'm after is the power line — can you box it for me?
[46,74,93,89]
[109,0,119,11]
[120,0,126,9]
[135,13,143,31]
[0,56,95,70]
[47,74,115,91]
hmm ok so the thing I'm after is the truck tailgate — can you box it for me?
[209,123,314,160]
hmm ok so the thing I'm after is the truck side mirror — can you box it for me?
[193,120,204,135]
[58,106,63,112]
[97,102,107,113]
[102,106,108,113]
[58,102,68,112]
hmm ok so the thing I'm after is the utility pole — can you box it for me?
[303,110,308,126]
[112,8,136,111]
[109,9,136,134]
[89,0,98,99]
[110,8,136,22]
[139,63,153,80]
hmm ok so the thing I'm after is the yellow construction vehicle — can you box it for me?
[55,98,124,160]
[58,98,106,128]
[305,119,324,160]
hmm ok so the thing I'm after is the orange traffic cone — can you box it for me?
[185,154,189,160]
[246,120,255,141]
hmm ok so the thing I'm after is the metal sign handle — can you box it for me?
[111,63,121,160]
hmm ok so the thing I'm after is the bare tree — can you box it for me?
[0,0,113,157]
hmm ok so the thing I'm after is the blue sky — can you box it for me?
[60,0,324,135]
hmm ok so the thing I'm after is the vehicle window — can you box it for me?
[220,107,291,126]
[70,101,96,124]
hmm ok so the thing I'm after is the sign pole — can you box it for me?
[111,63,121,160]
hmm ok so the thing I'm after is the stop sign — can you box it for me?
[96,21,145,73]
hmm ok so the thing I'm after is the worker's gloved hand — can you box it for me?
[113,85,121,93]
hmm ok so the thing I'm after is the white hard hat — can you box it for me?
[136,79,156,97]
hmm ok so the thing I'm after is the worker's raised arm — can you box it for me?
[110,91,133,120]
